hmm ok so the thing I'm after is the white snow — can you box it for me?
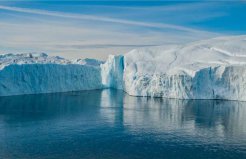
[73,58,104,67]
[1,35,246,101]
[121,35,246,100]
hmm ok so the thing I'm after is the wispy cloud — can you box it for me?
[0,5,214,34]
[0,20,212,59]
[56,44,160,49]
[0,2,228,59]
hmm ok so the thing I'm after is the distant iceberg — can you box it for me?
[1,35,246,101]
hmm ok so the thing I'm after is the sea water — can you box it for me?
[0,89,246,159]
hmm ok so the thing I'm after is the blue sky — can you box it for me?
[0,0,245,59]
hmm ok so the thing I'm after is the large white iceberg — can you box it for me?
[1,35,246,101]
[102,35,246,101]
[0,53,103,96]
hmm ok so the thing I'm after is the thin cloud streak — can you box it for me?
[0,5,213,34]
[0,3,224,59]
[0,19,219,59]
[56,44,160,49]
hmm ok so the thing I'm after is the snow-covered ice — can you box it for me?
[1,35,246,101]
[121,35,246,100]
[0,53,103,96]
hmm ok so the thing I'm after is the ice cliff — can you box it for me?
[1,35,246,101]
[0,53,103,96]
[102,35,246,101]
[101,55,124,89]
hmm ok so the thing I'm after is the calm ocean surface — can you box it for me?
[0,89,246,159]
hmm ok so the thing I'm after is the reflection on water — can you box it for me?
[0,89,246,159]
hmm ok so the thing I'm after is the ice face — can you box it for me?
[0,53,103,96]
[101,55,124,89]
[122,35,246,101]
[1,35,246,101]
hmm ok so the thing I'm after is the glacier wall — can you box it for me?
[0,64,103,96]
[192,65,246,100]
[1,35,246,101]
[101,55,124,89]
[123,65,246,101]
[103,35,246,101]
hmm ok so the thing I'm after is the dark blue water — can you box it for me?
[0,89,246,159]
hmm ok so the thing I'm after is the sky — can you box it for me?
[0,0,245,60]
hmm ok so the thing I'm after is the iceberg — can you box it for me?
[1,35,246,101]
[0,53,103,96]
[102,35,246,101]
